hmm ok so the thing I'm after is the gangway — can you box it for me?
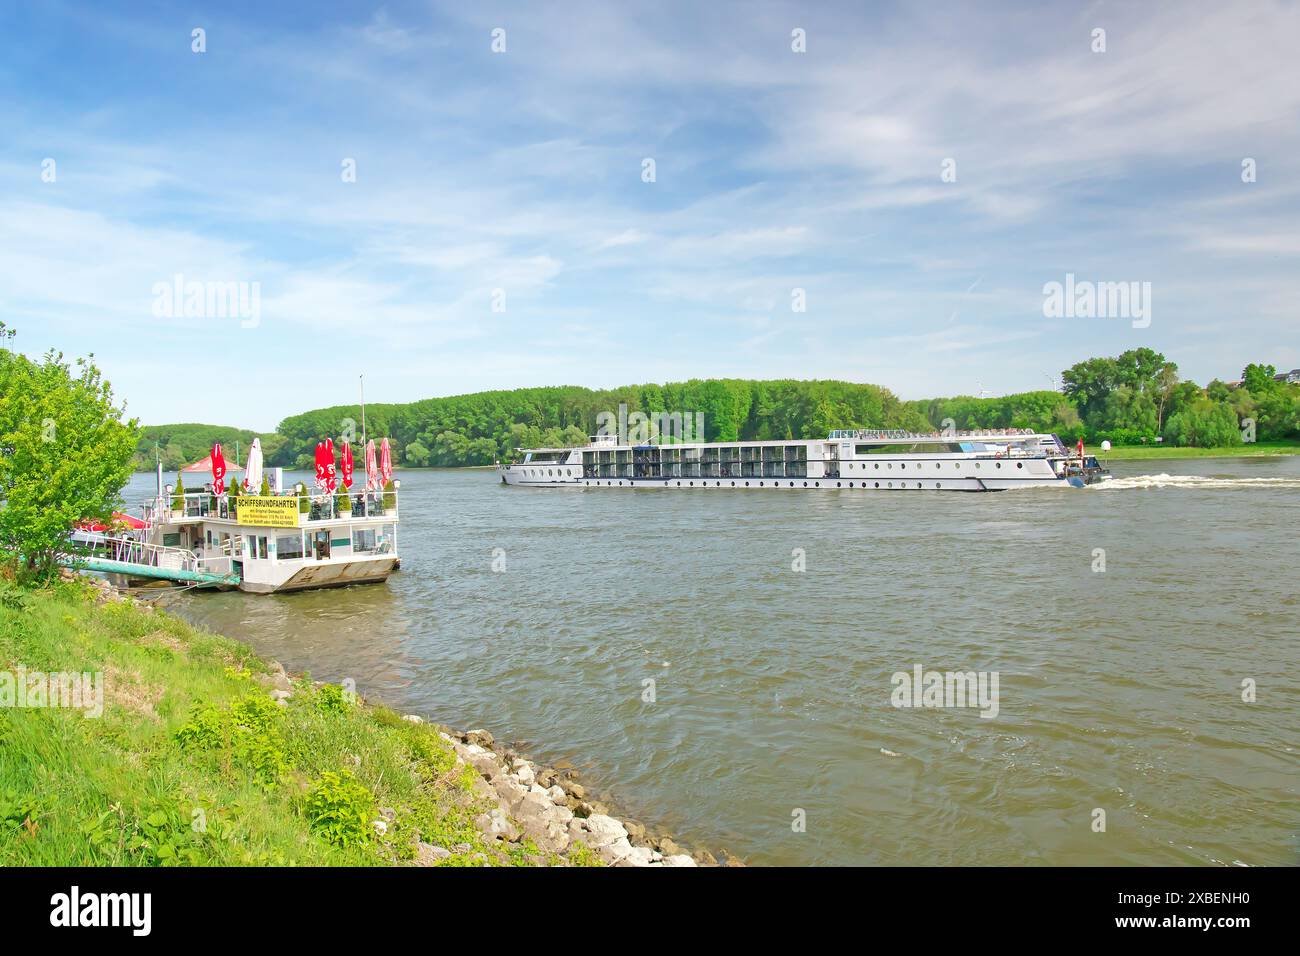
[62,534,239,587]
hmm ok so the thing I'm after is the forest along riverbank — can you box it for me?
[0,576,724,867]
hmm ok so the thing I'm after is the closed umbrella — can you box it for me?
[324,438,338,493]
[379,437,393,485]
[244,437,263,493]
[314,441,328,490]
[211,443,227,496]
[340,440,354,489]
[365,439,378,491]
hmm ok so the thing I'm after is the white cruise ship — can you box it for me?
[497,429,1111,491]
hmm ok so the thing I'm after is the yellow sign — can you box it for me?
[235,495,301,528]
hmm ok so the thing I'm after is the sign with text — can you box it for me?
[235,495,300,528]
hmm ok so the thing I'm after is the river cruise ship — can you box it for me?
[498,429,1111,492]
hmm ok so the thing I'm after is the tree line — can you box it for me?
[129,351,1300,470]
[913,349,1298,448]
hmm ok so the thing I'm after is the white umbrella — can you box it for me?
[244,437,263,492]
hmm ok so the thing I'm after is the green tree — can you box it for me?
[1163,399,1242,447]
[0,323,139,580]
[404,440,430,467]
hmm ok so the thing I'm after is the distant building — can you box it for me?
[1274,368,1300,385]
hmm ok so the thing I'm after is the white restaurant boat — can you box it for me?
[141,484,400,592]
[73,481,400,593]
[498,429,1112,491]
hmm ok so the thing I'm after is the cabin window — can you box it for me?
[277,534,305,560]
[857,442,963,454]
[353,528,377,553]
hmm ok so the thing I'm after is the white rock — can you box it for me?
[583,814,627,839]
[623,846,655,867]
[402,714,423,723]
[513,762,536,786]
[661,854,697,867]
[598,836,634,863]
[372,820,388,836]
[546,785,567,804]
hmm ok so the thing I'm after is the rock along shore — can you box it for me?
[408,721,735,867]
[88,576,734,867]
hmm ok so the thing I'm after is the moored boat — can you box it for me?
[71,437,402,593]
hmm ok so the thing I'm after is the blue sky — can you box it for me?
[2,0,1298,430]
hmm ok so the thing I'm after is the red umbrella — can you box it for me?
[324,438,338,493]
[79,511,148,533]
[379,437,393,485]
[340,441,354,489]
[211,442,227,496]
[314,441,328,489]
[365,439,378,491]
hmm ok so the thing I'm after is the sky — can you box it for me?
[2,0,1298,431]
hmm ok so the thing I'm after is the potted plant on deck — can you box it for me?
[227,480,239,519]
[335,490,351,518]
[382,479,396,516]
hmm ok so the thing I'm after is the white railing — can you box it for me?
[828,428,1041,441]
[142,489,398,525]
[71,534,230,576]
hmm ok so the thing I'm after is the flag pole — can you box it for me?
[360,373,367,445]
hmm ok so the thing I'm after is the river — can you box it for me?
[122,455,1299,866]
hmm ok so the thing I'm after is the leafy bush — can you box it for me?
[0,788,45,835]
[172,476,185,512]
[315,683,354,715]
[303,770,375,848]
[175,694,292,785]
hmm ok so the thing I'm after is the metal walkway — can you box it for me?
[63,534,239,587]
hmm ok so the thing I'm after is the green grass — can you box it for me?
[0,577,571,866]
[1099,440,1300,460]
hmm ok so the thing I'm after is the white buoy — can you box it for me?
[1101,440,1112,451]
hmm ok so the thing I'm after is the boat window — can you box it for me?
[857,443,963,454]
[276,534,305,560]
[353,528,377,553]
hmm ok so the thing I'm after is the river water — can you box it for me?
[123,456,1299,866]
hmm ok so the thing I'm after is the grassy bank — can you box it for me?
[0,578,582,866]
[1099,441,1300,460]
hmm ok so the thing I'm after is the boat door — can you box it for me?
[313,530,331,560]
[826,442,842,478]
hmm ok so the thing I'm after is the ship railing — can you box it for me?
[68,533,216,575]
[143,489,399,524]
[828,428,1040,441]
